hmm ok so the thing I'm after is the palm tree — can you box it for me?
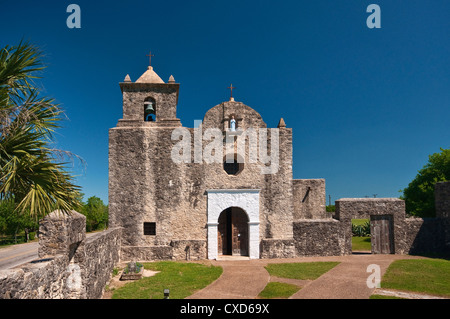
[0,41,82,220]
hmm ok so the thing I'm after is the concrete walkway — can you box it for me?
[187,254,426,299]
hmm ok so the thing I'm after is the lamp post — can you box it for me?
[164,289,170,299]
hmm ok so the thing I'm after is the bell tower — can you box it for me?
[117,65,181,127]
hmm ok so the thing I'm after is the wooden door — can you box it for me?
[370,215,394,254]
[218,208,231,255]
[217,207,249,256]
[231,208,248,256]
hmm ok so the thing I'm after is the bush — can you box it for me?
[352,221,371,237]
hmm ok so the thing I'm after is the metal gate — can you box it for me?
[370,215,394,254]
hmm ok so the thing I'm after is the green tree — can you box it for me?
[401,148,450,217]
[0,199,38,243]
[82,196,108,232]
[0,41,81,220]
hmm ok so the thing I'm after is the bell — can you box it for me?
[144,102,154,113]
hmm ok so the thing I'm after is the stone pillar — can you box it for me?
[38,210,86,259]
[248,222,260,259]
[207,222,219,260]
[38,210,87,298]
[435,181,450,218]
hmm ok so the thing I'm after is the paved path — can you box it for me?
[187,254,426,299]
[187,259,270,299]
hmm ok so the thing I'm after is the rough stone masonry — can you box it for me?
[108,64,450,260]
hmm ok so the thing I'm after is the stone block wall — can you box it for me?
[293,179,327,220]
[82,228,122,298]
[260,239,295,259]
[0,254,71,299]
[38,210,86,260]
[293,219,350,256]
[435,181,450,218]
[335,198,406,253]
[335,197,450,255]
[401,217,450,255]
[0,211,122,299]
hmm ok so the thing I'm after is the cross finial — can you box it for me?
[227,84,235,101]
[146,51,154,67]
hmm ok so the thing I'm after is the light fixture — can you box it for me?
[164,289,170,299]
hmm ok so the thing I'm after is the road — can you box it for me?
[0,233,97,270]
[0,241,39,270]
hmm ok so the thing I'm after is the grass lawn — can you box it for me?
[352,236,371,251]
[260,262,340,298]
[379,258,450,297]
[370,294,405,299]
[111,261,222,299]
[351,219,371,252]
[352,218,369,226]
[264,262,340,280]
[258,282,300,299]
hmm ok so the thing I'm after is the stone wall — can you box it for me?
[293,219,350,257]
[335,198,406,254]
[119,82,180,122]
[38,210,86,260]
[0,254,72,299]
[83,228,122,298]
[335,197,450,255]
[401,217,449,255]
[435,181,450,218]
[260,239,295,259]
[292,179,327,220]
[0,211,122,299]
[110,98,296,260]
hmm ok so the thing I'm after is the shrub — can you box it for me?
[352,221,371,237]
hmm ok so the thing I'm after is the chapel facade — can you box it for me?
[108,64,328,261]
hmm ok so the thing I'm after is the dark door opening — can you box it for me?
[218,207,249,256]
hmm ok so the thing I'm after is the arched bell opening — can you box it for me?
[144,97,156,121]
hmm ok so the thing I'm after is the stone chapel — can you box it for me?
[109,64,329,261]
[109,64,449,261]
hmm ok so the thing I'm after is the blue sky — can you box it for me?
[1,0,449,204]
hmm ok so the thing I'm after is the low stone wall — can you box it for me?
[335,198,450,255]
[401,217,450,255]
[0,254,71,299]
[83,227,122,299]
[0,210,122,299]
[260,239,295,259]
[120,240,207,261]
[170,240,206,260]
[121,246,173,261]
[293,219,350,257]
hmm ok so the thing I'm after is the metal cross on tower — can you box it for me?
[228,84,235,101]
[146,51,154,66]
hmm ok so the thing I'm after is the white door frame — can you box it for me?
[206,189,260,259]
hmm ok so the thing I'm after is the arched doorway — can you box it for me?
[206,189,260,259]
[217,207,249,256]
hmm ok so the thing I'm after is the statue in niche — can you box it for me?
[230,115,236,131]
